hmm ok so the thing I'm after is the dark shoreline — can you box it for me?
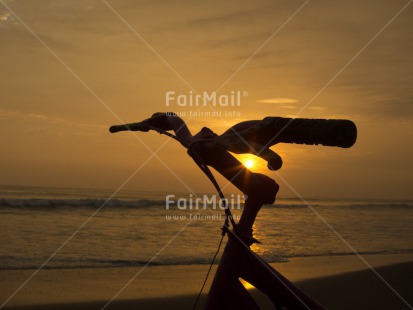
[4,261,412,310]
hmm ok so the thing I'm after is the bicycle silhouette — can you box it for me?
[110,112,357,309]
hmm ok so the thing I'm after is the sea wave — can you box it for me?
[1,198,412,210]
[0,255,288,270]
[341,203,413,209]
[270,204,321,209]
[2,249,412,271]
[0,198,167,209]
[269,202,413,209]
[285,248,413,258]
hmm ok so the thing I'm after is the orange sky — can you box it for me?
[0,0,412,199]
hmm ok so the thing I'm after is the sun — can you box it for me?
[245,159,254,169]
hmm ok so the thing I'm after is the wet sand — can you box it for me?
[1,254,412,309]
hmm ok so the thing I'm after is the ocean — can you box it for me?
[1,185,412,270]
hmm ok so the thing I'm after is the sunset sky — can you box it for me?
[1,0,412,199]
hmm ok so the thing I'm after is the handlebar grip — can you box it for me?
[109,122,149,133]
[218,117,357,150]
[262,117,357,148]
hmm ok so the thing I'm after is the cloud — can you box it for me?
[257,98,299,104]
[188,8,264,27]
[256,99,327,111]
[0,11,10,21]
[308,106,325,110]
[0,109,47,120]
[49,0,94,12]
[0,109,104,129]
[0,10,14,28]
[279,105,297,109]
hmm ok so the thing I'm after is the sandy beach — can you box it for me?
[1,253,412,309]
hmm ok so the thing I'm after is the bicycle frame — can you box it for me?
[187,129,325,310]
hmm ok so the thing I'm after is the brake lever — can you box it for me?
[216,136,282,171]
[109,121,150,133]
[249,144,282,171]
[109,112,177,134]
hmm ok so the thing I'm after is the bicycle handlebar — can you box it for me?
[109,113,357,171]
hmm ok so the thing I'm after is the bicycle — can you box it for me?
[109,112,357,310]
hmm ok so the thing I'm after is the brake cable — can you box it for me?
[148,126,237,233]
[148,126,238,309]
[187,142,237,310]
[188,143,238,234]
